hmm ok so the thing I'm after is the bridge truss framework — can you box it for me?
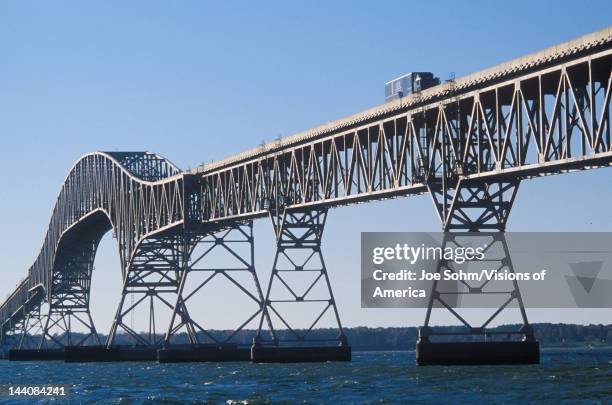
[0,27,610,363]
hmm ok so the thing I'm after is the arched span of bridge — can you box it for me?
[0,152,186,349]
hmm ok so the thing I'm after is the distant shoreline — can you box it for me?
[8,323,611,351]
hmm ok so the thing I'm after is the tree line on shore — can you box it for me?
[11,323,612,350]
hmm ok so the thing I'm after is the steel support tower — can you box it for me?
[252,208,350,362]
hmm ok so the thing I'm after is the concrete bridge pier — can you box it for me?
[252,208,351,363]
[417,179,539,365]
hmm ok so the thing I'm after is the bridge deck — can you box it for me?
[193,27,612,175]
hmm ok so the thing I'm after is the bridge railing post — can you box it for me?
[252,208,351,363]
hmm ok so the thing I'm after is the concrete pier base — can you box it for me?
[251,345,352,363]
[64,346,157,362]
[158,344,251,363]
[108,347,158,362]
[64,345,115,362]
[8,349,65,361]
[416,341,540,365]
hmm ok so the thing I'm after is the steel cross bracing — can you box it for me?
[0,280,38,347]
[420,188,535,343]
[424,233,533,343]
[37,213,112,348]
[106,234,186,347]
[0,286,45,350]
[0,28,611,354]
[254,208,347,348]
[163,221,269,346]
[16,304,45,350]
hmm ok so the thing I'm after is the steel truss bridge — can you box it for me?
[1,27,611,363]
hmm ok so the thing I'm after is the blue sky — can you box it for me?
[1,1,612,333]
